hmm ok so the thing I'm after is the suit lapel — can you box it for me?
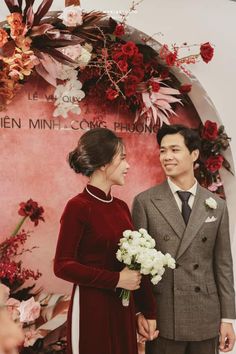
[176,184,208,260]
[151,180,186,239]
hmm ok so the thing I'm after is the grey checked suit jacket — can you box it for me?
[132,180,235,342]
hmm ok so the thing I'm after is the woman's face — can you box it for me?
[104,145,130,186]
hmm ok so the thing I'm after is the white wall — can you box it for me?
[1,0,236,350]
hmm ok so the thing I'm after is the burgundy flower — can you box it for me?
[205,155,224,173]
[200,42,214,63]
[179,84,192,94]
[18,199,45,226]
[202,120,218,140]
[114,24,125,37]
[121,41,138,57]
[106,88,119,101]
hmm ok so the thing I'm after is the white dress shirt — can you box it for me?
[167,178,234,325]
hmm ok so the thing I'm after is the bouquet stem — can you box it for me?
[120,289,130,307]
[11,216,27,237]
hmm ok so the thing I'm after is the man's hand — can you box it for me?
[219,322,235,352]
[136,313,159,343]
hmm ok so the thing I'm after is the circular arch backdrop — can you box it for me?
[0,0,235,298]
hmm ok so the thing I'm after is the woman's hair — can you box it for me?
[68,128,123,176]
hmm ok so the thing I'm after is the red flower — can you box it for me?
[132,53,143,66]
[150,81,160,92]
[113,51,126,62]
[18,199,45,226]
[165,52,177,66]
[114,24,125,37]
[200,42,214,63]
[179,84,192,94]
[106,88,119,101]
[205,155,224,173]
[117,60,128,72]
[121,41,138,57]
[132,67,145,82]
[202,120,218,140]
[160,69,170,79]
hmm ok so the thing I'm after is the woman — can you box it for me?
[54,128,156,354]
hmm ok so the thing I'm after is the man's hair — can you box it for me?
[156,124,201,153]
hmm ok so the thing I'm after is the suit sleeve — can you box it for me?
[132,196,157,319]
[132,196,148,230]
[54,199,119,290]
[214,202,236,318]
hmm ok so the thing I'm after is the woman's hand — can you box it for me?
[117,267,141,290]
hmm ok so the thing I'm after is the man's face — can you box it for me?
[159,133,199,178]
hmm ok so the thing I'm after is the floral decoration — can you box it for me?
[0,199,44,297]
[0,0,214,126]
[195,120,232,196]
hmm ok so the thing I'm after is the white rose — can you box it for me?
[151,274,162,285]
[59,5,83,27]
[116,249,122,262]
[205,197,217,209]
[123,230,133,238]
[78,46,92,68]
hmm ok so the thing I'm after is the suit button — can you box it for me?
[164,235,170,241]
[193,264,199,270]
[195,286,201,293]
[202,236,207,242]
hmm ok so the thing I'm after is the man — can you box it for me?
[132,124,236,354]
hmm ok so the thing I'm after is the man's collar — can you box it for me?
[167,177,198,196]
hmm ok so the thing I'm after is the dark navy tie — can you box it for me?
[177,191,192,225]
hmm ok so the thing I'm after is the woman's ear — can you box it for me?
[100,165,107,172]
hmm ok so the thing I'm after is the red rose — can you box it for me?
[131,67,145,82]
[200,42,214,63]
[106,88,119,101]
[205,155,224,173]
[114,24,125,37]
[165,52,177,66]
[150,81,160,92]
[113,51,126,62]
[179,84,192,94]
[121,41,138,57]
[117,60,128,72]
[132,53,143,66]
[202,120,218,140]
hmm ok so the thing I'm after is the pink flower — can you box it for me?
[0,284,10,304]
[24,330,43,347]
[207,181,223,192]
[6,298,21,321]
[59,5,83,27]
[18,297,41,323]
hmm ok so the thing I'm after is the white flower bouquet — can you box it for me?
[116,228,176,306]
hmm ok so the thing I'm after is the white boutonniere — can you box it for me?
[205,197,217,210]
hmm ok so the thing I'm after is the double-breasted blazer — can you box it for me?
[132,180,235,341]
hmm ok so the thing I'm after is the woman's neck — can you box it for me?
[89,175,111,196]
